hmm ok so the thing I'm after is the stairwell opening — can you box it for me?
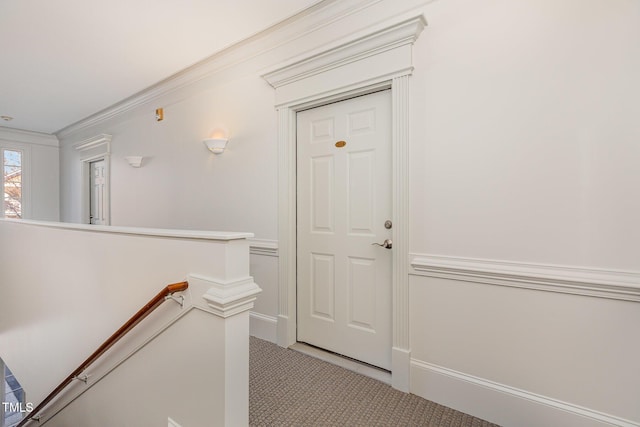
[0,359,29,427]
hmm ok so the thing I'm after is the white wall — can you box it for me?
[249,249,279,341]
[59,71,278,238]
[55,0,640,425]
[410,0,640,270]
[0,128,59,221]
[46,309,228,427]
[407,1,640,425]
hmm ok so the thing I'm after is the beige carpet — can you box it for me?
[250,337,499,427]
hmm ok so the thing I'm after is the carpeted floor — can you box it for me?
[250,337,499,426]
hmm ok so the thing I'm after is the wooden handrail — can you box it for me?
[17,281,188,426]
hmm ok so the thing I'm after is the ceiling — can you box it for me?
[0,0,321,135]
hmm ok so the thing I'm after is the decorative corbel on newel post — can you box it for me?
[199,276,262,318]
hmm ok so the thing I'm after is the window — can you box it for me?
[0,359,26,427]
[2,149,22,219]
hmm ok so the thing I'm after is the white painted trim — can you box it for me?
[1,143,32,219]
[249,312,278,343]
[74,135,112,224]
[262,17,425,108]
[262,16,426,90]
[410,254,640,302]
[0,218,253,241]
[248,238,279,257]
[265,14,425,392]
[391,74,411,357]
[82,154,111,225]
[73,133,112,153]
[391,347,411,392]
[193,274,262,318]
[410,359,639,427]
[275,107,297,348]
[0,127,59,147]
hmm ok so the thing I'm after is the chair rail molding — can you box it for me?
[262,13,426,392]
[248,238,279,257]
[410,254,640,302]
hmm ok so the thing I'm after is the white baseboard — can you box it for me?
[410,359,639,427]
[249,312,278,343]
[391,347,410,392]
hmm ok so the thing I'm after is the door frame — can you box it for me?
[74,134,112,225]
[86,158,108,225]
[262,15,425,391]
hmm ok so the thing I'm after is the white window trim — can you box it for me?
[1,143,32,220]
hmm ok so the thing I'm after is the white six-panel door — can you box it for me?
[297,90,392,370]
[89,159,106,225]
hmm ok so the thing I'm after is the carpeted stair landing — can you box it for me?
[250,337,499,426]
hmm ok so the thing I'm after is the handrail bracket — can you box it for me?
[164,293,185,308]
[72,374,90,384]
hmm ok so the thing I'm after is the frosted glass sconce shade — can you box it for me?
[125,156,143,167]
[203,138,228,154]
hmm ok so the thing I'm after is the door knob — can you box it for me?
[372,239,392,249]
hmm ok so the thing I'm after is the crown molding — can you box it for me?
[54,0,383,140]
[0,126,59,147]
[410,254,640,302]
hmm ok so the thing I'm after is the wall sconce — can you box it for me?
[203,138,229,154]
[125,156,143,168]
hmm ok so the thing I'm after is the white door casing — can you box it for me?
[297,91,392,369]
[262,15,425,391]
[90,160,106,225]
[74,134,111,225]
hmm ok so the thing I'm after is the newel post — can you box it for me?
[188,239,261,427]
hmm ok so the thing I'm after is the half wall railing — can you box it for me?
[16,281,189,426]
